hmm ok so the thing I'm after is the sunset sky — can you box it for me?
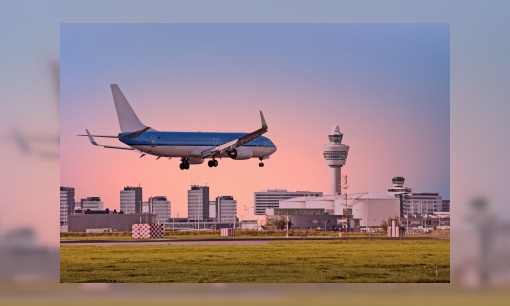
[60,23,449,219]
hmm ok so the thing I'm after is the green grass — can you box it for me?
[60,240,449,283]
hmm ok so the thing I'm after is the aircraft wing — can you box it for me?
[201,111,268,158]
[82,129,134,150]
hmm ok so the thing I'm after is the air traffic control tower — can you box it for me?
[322,126,350,195]
[387,176,412,217]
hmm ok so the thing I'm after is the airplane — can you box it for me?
[79,84,277,170]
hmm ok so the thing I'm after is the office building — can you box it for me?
[188,185,209,221]
[120,186,142,214]
[403,193,443,215]
[254,189,323,215]
[60,186,75,226]
[74,201,81,213]
[150,196,171,226]
[216,196,237,224]
[442,200,450,212]
[81,197,104,211]
[209,201,217,219]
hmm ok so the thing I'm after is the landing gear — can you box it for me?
[179,158,190,170]
[259,157,264,167]
[208,159,218,167]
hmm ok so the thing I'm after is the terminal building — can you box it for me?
[68,213,156,232]
[254,189,323,215]
[275,193,399,230]
[267,208,361,231]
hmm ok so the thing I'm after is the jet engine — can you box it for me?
[227,147,253,160]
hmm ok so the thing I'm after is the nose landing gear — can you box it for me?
[259,157,264,167]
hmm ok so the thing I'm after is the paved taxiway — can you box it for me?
[61,236,449,246]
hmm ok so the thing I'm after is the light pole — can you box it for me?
[410,202,414,233]
[286,208,289,238]
[198,194,201,230]
[366,195,370,236]
[406,202,409,234]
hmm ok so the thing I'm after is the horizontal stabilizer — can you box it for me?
[77,134,118,138]
[83,129,133,151]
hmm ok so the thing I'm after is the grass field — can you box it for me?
[60,240,449,283]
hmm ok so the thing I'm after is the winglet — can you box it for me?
[260,111,268,130]
[85,129,98,146]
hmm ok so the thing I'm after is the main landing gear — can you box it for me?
[179,158,190,170]
[259,157,264,167]
[208,159,218,168]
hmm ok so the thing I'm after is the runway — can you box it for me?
[60,236,449,246]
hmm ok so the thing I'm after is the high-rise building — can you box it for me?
[216,196,237,224]
[442,200,450,212]
[209,201,217,219]
[120,186,142,214]
[141,201,150,213]
[60,187,75,226]
[81,197,104,211]
[74,201,81,213]
[150,196,171,226]
[254,189,323,215]
[322,126,350,195]
[188,185,209,221]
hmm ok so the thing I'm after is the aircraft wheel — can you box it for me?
[184,163,190,170]
[179,163,184,170]
[213,160,218,167]
[259,162,264,167]
[208,160,214,167]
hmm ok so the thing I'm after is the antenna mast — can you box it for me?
[342,175,348,207]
